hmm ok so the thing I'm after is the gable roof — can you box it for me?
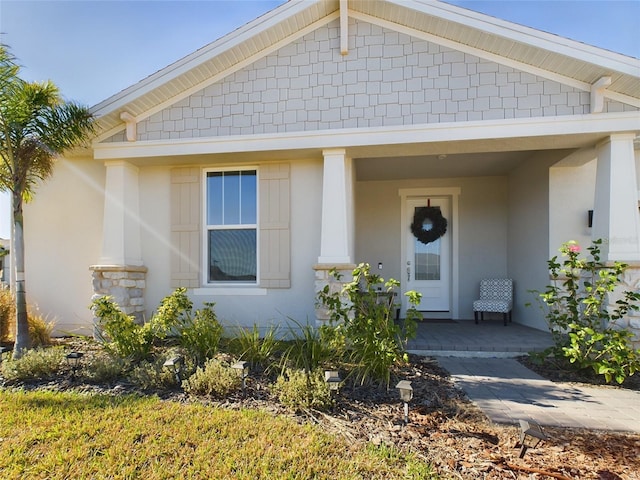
[92,0,640,140]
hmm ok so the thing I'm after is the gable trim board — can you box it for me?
[94,111,640,161]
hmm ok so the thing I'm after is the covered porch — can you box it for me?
[406,320,554,356]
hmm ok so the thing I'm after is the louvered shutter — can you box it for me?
[170,167,201,288]
[259,163,290,288]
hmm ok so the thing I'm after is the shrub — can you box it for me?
[317,263,422,387]
[182,358,240,397]
[230,323,282,371]
[91,296,153,361]
[534,240,640,384]
[92,289,224,366]
[178,302,223,366]
[128,355,183,390]
[0,287,14,342]
[272,368,333,412]
[0,346,65,381]
[83,352,126,384]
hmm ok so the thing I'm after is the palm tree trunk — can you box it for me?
[12,191,29,358]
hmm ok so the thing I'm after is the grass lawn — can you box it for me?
[0,390,435,479]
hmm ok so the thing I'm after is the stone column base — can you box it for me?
[313,263,356,327]
[90,265,148,335]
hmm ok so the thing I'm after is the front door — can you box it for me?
[404,197,451,316]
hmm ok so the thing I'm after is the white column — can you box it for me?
[592,133,640,261]
[318,148,354,264]
[100,160,143,266]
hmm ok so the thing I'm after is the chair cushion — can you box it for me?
[473,299,511,313]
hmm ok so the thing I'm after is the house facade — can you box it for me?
[24,0,640,342]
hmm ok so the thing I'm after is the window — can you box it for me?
[205,169,257,283]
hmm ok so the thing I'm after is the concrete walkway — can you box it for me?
[434,356,640,433]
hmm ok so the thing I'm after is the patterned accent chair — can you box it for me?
[473,278,513,326]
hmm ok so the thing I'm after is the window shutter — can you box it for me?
[259,163,290,288]
[170,167,201,288]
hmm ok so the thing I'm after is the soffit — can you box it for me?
[92,0,640,140]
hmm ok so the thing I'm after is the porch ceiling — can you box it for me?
[355,150,536,180]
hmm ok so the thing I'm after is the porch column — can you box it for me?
[592,133,640,261]
[318,148,354,264]
[90,160,147,327]
[314,148,356,326]
[99,160,142,266]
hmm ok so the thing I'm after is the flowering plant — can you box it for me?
[535,239,640,383]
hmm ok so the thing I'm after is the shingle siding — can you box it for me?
[104,18,636,143]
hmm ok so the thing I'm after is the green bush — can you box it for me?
[317,263,421,387]
[0,347,65,381]
[91,296,153,361]
[178,302,223,366]
[182,358,240,397]
[128,355,183,390]
[91,288,222,365]
[229,323,282,371]
[534,239,640,384]
[272,368,333,412]
[82,352,126,384]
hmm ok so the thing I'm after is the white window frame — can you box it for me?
[202,166,259,287]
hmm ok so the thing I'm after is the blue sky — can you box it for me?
[1,0,639,238]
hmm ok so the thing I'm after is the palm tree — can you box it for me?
[0,45,94,357]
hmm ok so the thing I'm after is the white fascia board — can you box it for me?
[402,0,640,76]
[91,0,323,116]
[93,111,640,160]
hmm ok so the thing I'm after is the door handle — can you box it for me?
[407,262,411,282]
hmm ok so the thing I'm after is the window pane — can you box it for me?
[223,172,241,225]
[241,171,257,224]
[208,229,257,282]
[206,172,223,225]
[414,208,440,280]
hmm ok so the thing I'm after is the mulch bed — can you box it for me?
[2,338,639,479]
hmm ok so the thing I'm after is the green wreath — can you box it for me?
[411,206,447,245]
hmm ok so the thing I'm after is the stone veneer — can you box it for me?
[611,265,640,350]
[313,264,355,326]
[90,265,148,327]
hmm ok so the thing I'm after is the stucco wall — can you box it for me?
[24,157,105,335]
[355,175,507,320]
[549,160,597,254]
[508,151,568,330]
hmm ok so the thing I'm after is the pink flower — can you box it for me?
[568,244,581,253]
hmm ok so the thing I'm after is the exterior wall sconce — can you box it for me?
[395,380,413,424]
[163,355,184,384]
[232,361,250,395]
[518,419,548,458]
[65,351,84,377]
[324,370,342,393]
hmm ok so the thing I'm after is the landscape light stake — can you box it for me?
[324,370,342,395]
[65,351,84,378]
[395,380,413,424]
[232,361,250,396]
[163,356,184,384]
[518,419,548,458]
